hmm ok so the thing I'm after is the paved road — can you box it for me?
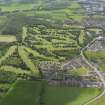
[81,36,105,105]
[81,51,105,105]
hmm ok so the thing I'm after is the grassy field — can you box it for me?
[85,50,105,59]
[0,3,34,12]
[67,67,89,76]
[90,95,105,105]
[44,86,102,105]
[0,80,43,105]
[0,35,16,42]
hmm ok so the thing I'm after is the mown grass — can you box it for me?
[0,35,16,42]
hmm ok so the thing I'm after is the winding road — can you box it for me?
[81,36,105,105]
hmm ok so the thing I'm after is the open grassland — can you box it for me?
[0,35,16,43]
[44,86,102,105]
[0,80,43,105]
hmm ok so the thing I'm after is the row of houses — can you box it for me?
[39,60,103,88]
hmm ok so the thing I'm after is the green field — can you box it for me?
[44,86,102,105]
[0,80,43,105]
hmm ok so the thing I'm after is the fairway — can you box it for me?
[0,80,43,105]
[44,86,102,105]
[0,35,16,43]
